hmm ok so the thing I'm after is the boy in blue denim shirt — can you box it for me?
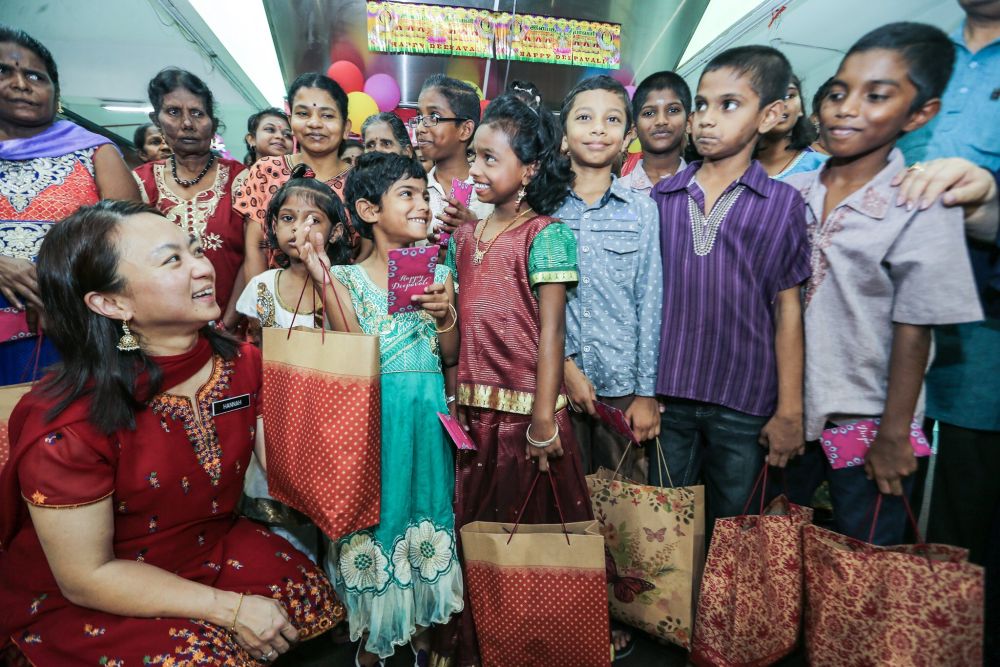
[556,76,663,482]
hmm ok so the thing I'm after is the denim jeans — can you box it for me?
[770,439,914,546]
[654,398,769,538]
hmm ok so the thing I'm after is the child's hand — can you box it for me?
[758,412,804,468]
[564,359,597,416]
[298,230,331,285]
[431,196,477,242]
[526,420,563,472]
[865,431,917,496]
[411,283,452,323]
[625,396,661,442]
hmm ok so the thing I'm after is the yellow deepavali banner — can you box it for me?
[366,1,620,69]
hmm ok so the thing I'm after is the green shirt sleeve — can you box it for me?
[528,221,579,287]
[444,236,458,285]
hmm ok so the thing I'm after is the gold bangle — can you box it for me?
[231,592,245,632]
[436,304,458,334]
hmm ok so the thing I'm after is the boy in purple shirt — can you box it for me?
[652,46,810,530]
[783,23,982,545]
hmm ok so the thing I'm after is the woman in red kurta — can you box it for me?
[0,201,343,665]
[133,68,247,329]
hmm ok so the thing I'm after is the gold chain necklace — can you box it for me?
[472,208,534,265]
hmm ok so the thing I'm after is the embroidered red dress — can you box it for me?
[439,215,593,665]
[134,158,247,312]
[0,342,343,665]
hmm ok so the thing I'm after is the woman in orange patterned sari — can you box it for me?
[134,69,246,330]
[0,202,343,665]
[0,27,139,384]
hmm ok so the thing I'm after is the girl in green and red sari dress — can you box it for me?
[437,94,593,666]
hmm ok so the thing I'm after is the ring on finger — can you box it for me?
[907,162,925,173]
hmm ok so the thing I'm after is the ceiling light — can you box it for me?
[101,103,154,113]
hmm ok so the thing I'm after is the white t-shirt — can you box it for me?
[236,269,325,329]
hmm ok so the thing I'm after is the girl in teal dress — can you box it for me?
[301,151,461,666]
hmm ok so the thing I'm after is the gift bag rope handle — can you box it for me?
[612,437,673,488]
[741,463,769,516]
[507,469,571,546]
[286,258,351,339]
[866,493,938,572]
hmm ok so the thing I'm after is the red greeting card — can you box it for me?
[438,412,477,450]
[439,178,475,247]
[594,401,639,444]
[387,246,439,315]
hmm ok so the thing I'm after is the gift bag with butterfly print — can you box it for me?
[690,466,813,667]
[462,471,610,667]
[587,441,705,648]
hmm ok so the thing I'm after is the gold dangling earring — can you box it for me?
[117,320,140,352]
[515,187,526,212]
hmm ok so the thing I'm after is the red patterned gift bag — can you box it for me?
[691,466,813,667]
[587,440,705,648]
[0,383,32,471]
[803,496,984,667]
[461,472,611,667]
[261,275,381,542]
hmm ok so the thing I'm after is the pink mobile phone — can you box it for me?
[387,246,439,315]
[439,178,474,247]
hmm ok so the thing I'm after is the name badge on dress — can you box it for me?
[211,393,250,416]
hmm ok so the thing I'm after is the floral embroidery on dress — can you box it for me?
[151,161,231,249]
[181,476,190,494]
[83,624,106,637]
[142,622,246,666]
[267,565,344,638]
[43,432,62,446]
[0,220,55,261]
[805,207,846,306]
[29,593,46,615]
[338,532,391,593]
[0,149,94,213]
[147,471,160,488]
[150,355,234,485]
[29,491,46,504]
[22,633,41,645]
[148,515,158,533]
[401,520,455,584]
[256,282,277,327]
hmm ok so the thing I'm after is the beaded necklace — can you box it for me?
[687,180,745,257]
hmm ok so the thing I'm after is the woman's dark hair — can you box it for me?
[812,77,834,119]
[344,152,427,240]
[244,107,289,166]
[35,200,237,433]
[561,75,634,133]
[361,112,413,153]
[132,123,155,151]
[287,72,349,123]
[482,94,573,215]
[845,22,955,111]
[265,178,352,266]
[785,75,818,151]
[339,138,364,158]
[0,25,59,95]
[147,67,220,132]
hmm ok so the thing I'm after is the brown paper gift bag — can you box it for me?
[462,471,611,667]
[0,383,33,471]
[261,271,381,542]
[587,440,705,648]
[691,465,813,667]
[803,495,984,667]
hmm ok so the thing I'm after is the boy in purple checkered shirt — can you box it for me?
[651,46,811,532]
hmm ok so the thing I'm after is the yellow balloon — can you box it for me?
[462,79,485,101]
[347,91,379,132]
[628,137,642,154]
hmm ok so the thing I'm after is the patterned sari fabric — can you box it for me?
[134,158,247,313]
[325,264,463,659]
[0,344,344,664]
[0,147,101,384]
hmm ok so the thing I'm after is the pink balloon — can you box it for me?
[364,73,401,112]
[327,60,364,93]
[625,85,637,100]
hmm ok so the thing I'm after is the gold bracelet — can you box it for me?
[231,592,245,632]
[436,304,458,334]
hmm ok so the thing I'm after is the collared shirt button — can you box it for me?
[582,246,590,253]
[583,345,591,352]
[582,276,590,284]
[583,310,591,317]
[969,61,978,69]
[959,86,969,94]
